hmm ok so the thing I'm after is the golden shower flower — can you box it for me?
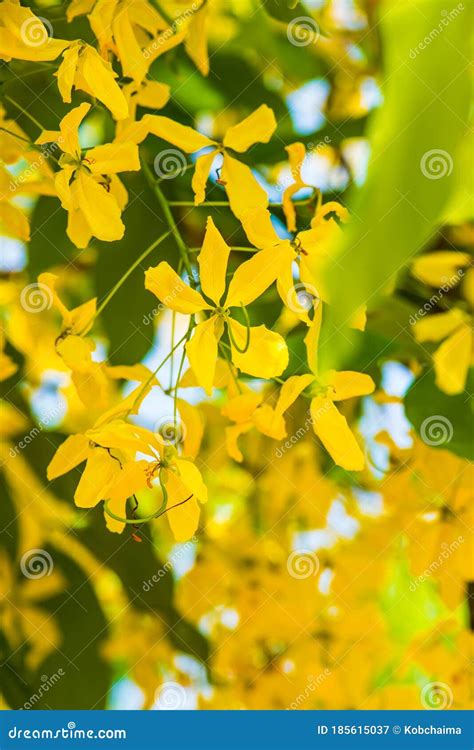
[120,104,277,220]
[256,304,374,471]
[55,41,129,120]
[411,251,472,394]
[48,419,207,541]
[145,217,288,394]
[36,102,140,246]
[0,1,70,61]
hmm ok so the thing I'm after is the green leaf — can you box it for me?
[322,0,471,368]
[405,369,474,461]
[28,196,78,278]
[263,0,311,23]
[76,509,209,666]
[30,546,112,709]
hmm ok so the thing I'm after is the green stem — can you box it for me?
[142,159,194,281]
[189,246,255,253]
[218,342,242,394]
[157,162,195,183]
[104,491,192,525]
[4,95,46,132]
[168,198,316,208]
[226,305,251,354]
[173,317,193,423]
[95,228,172,317]
[125,327,193,418]
[152,0,175,27]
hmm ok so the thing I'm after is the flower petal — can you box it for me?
[191,149,216,205]
[310,397,365,471]
[186,317,220,395]
[74,449,119,508]
[198,216,230,305]
[413,310,465,343]
[225,246,280,308]
[229,319,288,379]
[327,371,375,401]
[433,324,472,395]
[223,104,276,152]
[79,46,129,120]
[73,171,124,242]
[221,154,269,220]
[47,434,89,480]
[145,262,209,314]
[86,142,140,174]
[124,114,215,151]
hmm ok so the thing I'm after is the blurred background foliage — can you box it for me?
[0,0,472,709]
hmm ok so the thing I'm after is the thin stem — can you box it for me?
[142,159,194,280]
[95,228,172,317]
[125,327,193,418]
[168,198,316,208]
[218,342,242,394]
[189,246,255,253]
[104,492,192,525]
[173,317,192,424]
[152,0,175,27]
[169,312,176,391]
[226,305,251,354]
[156,162,195,183]
[4,95,46,132]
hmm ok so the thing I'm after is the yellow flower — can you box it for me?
[257,304,374,470]
[0,1,70,62]
[36,103,140,247]
[48,420,207,541]
[411,251,472,394]
[55,41,129,120]
[67,0,208,81]
[281,141,313,232]
[145,217,288,394]
[117,79,170,137]
[414,309,472,394]
[120,104,277,220]
[242,201,351,322]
